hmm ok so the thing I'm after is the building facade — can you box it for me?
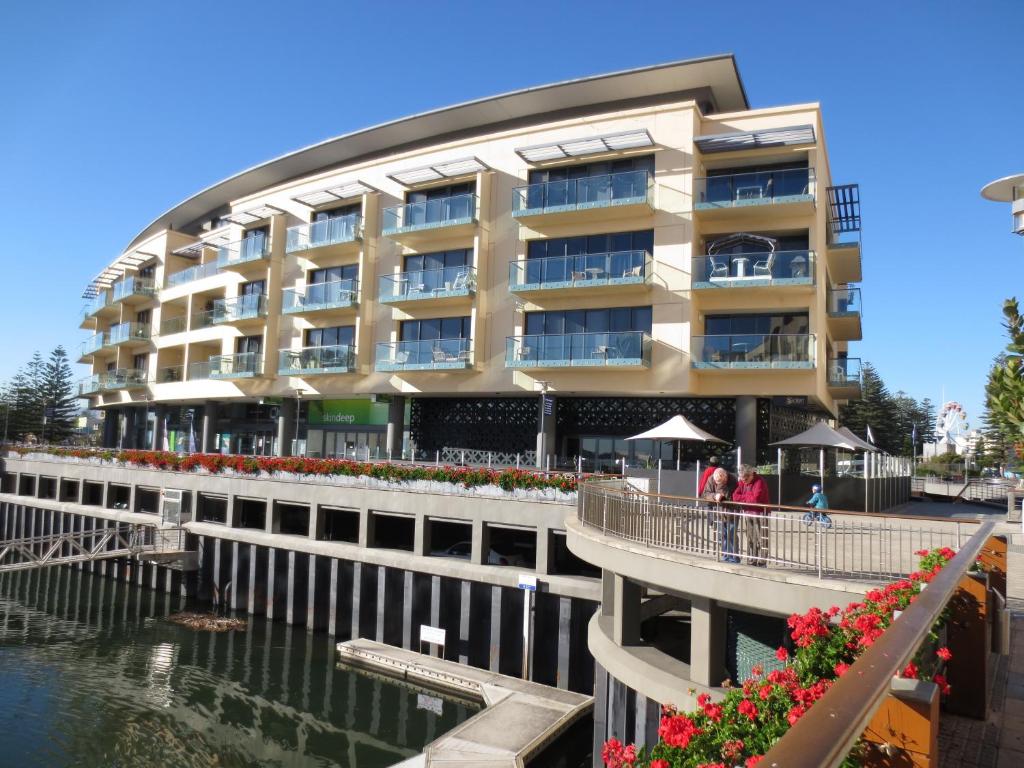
[78,55,863,468]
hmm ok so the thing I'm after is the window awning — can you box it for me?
[827,184,861,234]
[694,124,815,154]
[171,233,231,258]
[219,204,285,227]
[82,251,159,297]
[292,181,375,207]
[387,157,488,186]
[515,129,653,163]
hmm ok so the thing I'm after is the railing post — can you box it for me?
[816,521,823,579]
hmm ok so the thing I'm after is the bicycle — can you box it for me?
[801,510,833,529]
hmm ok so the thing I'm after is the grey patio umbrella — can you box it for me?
[770,421,862,495]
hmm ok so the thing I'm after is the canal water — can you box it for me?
[0,565,478,767]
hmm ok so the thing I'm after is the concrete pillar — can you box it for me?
[276,398,297,457]
[735,395,758,469]
[535,527,551,575]
[201,401,218,453]
[350,562,362,639]
[601,570,616,616]
[690,596,727,688]
[489,585,502,672]
[402,570,414,649]
[413,514,430,556]
[536,394,556,468]
[557,596,571,689]
[385,395,406,458]
[102,409,118,448]
[612,575,641,646]
[358,509,374,548]
[118,409,130,449]
[470,518,487,565]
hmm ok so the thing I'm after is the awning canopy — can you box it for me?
[707,232,778,254]
[770,421,861,450]
[171,232,231,258]
[827,184,861,234]
[694,124,815,154]
[83,250,159,298]
[220,204,285,227]
[627,414,727,443]
[387,157,488,186]
[836,426,880,452]
[292,181,375,207]
[515,129,654,163]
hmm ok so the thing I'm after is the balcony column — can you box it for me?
[275,399,297,457]
[536,394,556,469]
[201,401,218,453]
[690,596,727,687]
[734,396,757,470]
[612,575,641,646]
[386,396,406,458]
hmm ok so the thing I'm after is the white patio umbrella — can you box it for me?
[627,414,727,492]
[771,421,862,498]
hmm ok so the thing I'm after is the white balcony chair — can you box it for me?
[708,255,729,279]
[751,252,775,277]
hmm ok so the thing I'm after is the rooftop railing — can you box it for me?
[108,322,151,345]
[375,338,473,371]
[379,266,475,303]
[509,250,652,292]
[285,214,362,252]
[695,167,815,210]
[381,194,477,235]
[691,333,815,369]
[828,286,862,315]
[282,279,358,313]
[512,170,653,217]
[278,344,356,375]
[111,276,156,303]
[691,250,815,287]
[165,261,220,288]
[212,295,268,324]
[217,232,269,268]
[506,331,652,369]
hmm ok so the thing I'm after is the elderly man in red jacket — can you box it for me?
[733,464,770,566]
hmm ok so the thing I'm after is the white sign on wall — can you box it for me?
[419,624,446,646]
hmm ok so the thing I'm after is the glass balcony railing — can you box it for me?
[82,292,111,319]
[217,232,270,268]
[828,357,862,387]
[691,334,816,369]
[108,322,151,345]
[379,266,475,303]
[512,170,653,218]
[278,344,356,375]
[694,168,815,210]
[158,316,188,336]
[282,279,358,313]
[165,261,219,288]
[509,251,651,292]
[102,368,148,389]
[212,295,268,324]
[190,309,215,330]
[692,250,815,287]
[111,276,156,303]
[828,287,862,316]
[155,365,184,383]
[207,352,263,379]
[187,360,213,381]
[381,194,477,235]
[375,338,473,371]
[285,215,362,252]
[78,375,103,396]
[506,331,652,368]
[81,332,108,357]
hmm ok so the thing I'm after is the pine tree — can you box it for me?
[41,346,77,443]
[839,362,897,452]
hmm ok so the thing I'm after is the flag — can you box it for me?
[866,425,876,444]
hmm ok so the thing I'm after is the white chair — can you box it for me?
[450,271,468,291]
[708,255,729,279]
[751,252,775,277]
[622,264,643,279]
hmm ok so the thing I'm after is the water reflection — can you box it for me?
[0,567,477,767]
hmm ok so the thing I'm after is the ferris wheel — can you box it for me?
[935,401,969,447]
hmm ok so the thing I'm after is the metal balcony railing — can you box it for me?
[82,292,111,319]
[111,276,156,303]
[165,261,219,288]
[78,375,103,396]
[695,167,815,210]
[375,338,473,371]
[509,251,651,291]
[828,287,862,316]
[154,365,184,383]
[108,322,151,345]
[285,214,362,252]
[512,170,653,217]
[101,368,148,389]
[506,331,652,368]
[81,332,108,357]
[206,352,263,379]
[211,295,268,324]
[282,279,358,313]
[217,232,270,268]
[828,357,862,387]
[158,316,187,336]
[692,250,815,286]
[691,333,816,368]
[379,266,475,302]
[278,344,356,375]
[381,194,477,235]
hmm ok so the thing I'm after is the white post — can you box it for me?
[521,589,532,679]
[516,454,520,469]
[736,446,742,474]
[819,448,825,492]
[676,440,681,472]
[695,459,702,496]
[487,452,492,469]
[461,450,465,466]
[546,454,551,472]
[657,459,662,495]
[777,447,783,508]
[577,455,582,475]
[435,450,440,467]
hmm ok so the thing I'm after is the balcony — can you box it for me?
[381,194,477,243]
[827,357,862,399]
[211,295,268,326]
[157,315,188,336]
[509,251,652,296]
[827,287,863,341]
[102,368,148,390]
[379,266,475,305]
[375,338,473,372]
[285,214,362,254]
[692,250,814,289]
[80,332,108,360]
[165,261,220,289]
[111,276,156,304]
[282,279,358,315]
[154,365,184,384]
[826,240,862,284]
[108,322,151,348]
[201,352,264,380]
[80,291,114,325]
[217,232,270,270]
[512,170,653,225]
[506,331,652,369]
[691,334,816,370]
[77,375,103,397]
[694,168,815,218]
[278,344,356,376]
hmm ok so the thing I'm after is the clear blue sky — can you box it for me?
[1,1,1020,426]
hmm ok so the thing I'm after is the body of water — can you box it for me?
[0,565,477,767]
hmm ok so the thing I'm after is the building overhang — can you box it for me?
[694,124,815,154]
[981,173,1024,202]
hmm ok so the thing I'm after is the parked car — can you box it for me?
[432,541,524,566]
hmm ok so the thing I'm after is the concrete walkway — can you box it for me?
[336,638,591,767]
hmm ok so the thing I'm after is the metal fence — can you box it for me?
[579,480,973,581]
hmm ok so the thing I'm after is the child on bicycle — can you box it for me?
[803,484,832,527]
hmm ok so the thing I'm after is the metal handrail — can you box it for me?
[760,523,995,767]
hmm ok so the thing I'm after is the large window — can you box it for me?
[525,306,652,336]
[397,316,471,366]
[704,312,808,336]
[524,230,652,284]
[522,306,651,363]
[403,182,475,227]
[403,248,470,273]
[400,316,471,341]
[527,155,654,185]
[236,335,263,355]
[309,266,358,284]
[313,203,359,223]
[700,313,810,364]
[305,325,354,348]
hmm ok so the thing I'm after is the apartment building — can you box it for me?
[77,55,863,468]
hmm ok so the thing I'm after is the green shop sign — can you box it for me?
[306,399,391,427]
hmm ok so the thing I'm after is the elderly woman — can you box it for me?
[701,467,738,563]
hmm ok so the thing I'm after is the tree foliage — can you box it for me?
[839,362,932,456]
[985,299,1024,453]
[0,346,79,443]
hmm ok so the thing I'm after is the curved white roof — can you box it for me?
[981,173,1024,202]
